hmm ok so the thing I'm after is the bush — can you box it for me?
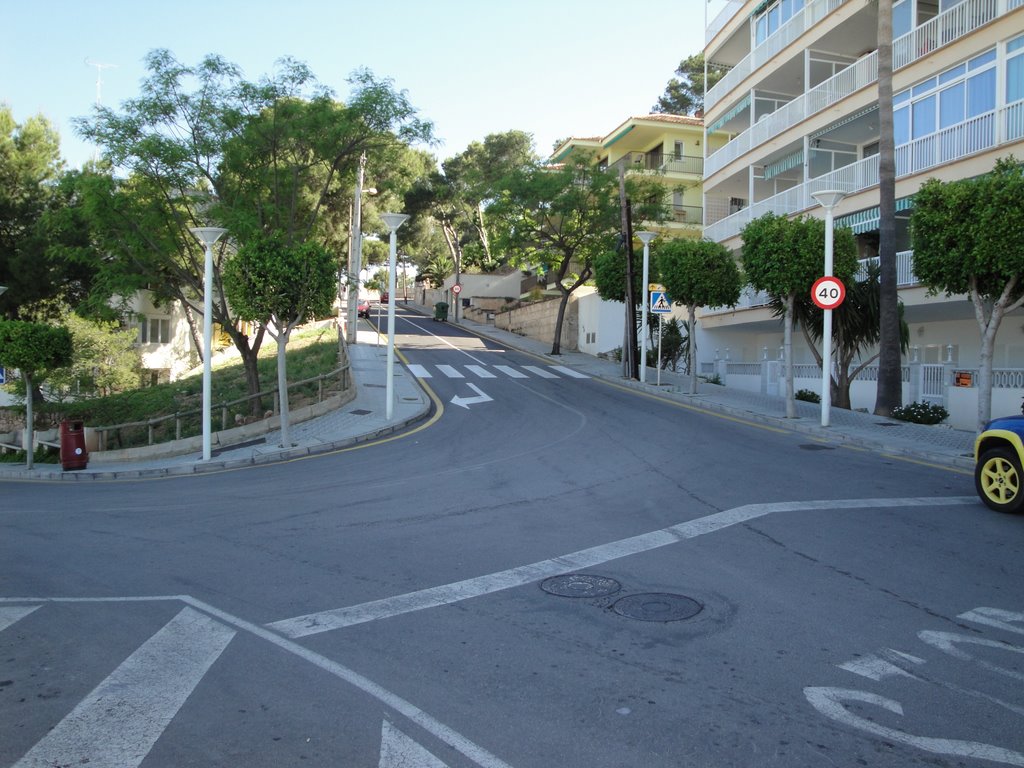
[891,401,949,425]
[795,389,821,403]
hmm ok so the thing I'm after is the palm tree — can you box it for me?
[875,0,903,415]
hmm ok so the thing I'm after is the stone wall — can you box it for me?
[494,296,578,352]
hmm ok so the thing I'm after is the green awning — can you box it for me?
[835,196,914,234]
[763,149,803,179]
[707,93,751,133]
[604,125,635,148]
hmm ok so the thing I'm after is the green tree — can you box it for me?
[46,313,141,401]
[742,213,858,416]
[490,153,665,354]
[657,238,742,393]
[222,232,336,449]
[911,158,1024,431]
[0,320,73,468]
[652,54,727,116]
[0,108,103,321]
[76,51,431,412]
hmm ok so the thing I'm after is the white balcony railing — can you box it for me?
[706,0,849,114]
[857,251,918,287]
[705,102,1020,243]
[705,0,1007,178]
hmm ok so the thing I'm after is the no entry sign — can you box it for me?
[811,276,846,310]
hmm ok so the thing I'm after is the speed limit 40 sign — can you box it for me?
[811,276,846,309]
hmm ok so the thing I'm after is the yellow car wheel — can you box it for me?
[975,447,1024,513]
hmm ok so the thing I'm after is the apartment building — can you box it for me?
[699,0,1024,425]
[551,114,726,238]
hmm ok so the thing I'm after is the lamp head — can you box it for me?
[381,213,410,233]
[810,190,847,211]
[636,231,658,245]
[190,227,228,247]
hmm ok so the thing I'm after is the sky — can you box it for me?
[2,0,711,170]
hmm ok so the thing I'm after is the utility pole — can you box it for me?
[619,167,639,380]
[346,153,368,344]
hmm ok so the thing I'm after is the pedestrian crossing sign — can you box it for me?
[650,291,672,314]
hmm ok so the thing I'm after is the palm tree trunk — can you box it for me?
[875,0,902,416]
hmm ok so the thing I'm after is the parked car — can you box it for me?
[974,399,1024,513]
[357,300,370,318]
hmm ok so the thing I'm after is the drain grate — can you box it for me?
[349,409,372,416]
[612,593,703,622]
[541,574,622,599]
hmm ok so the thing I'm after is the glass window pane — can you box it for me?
[894,89,911,105]
[1009,36,1024,54]
[912,96,936,139]
[969,49,996,70]
[912,78,937,97]
[967,69,995,116]
[938,64,965,85]
[894,0,912,38]
[894,106,910,145]
[939,83,965,128]
[756,15,767,45]
[1008,54,1024,104]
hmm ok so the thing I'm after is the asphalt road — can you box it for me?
[2,308,1021,768]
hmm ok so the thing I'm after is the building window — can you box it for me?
[139,317,171,345]
[753,0,805,46]
[1008,35,1024,104]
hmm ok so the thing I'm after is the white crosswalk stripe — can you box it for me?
[404,363,592,381]
[521,365,559,379]
[493,365,528,379]
[406,364,431,378]
[14,607,235,768]
[549,365,590,379]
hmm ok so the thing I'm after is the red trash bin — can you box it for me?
[60,419,89,470]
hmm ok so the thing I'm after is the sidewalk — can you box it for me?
[0,329,431,481]
[0,310,978,482]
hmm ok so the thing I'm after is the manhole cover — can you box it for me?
[349,409,372,416]
[799,444,835,451]
[612,593,703,622]
[541,574,622,598]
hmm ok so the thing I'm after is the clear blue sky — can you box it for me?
[2,0,710,169]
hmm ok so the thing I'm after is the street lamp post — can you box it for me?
[810,190,846,428]
[636,232,658,383]
[346,155,376,345]
[189,226,228,461]
[380,213,410,420]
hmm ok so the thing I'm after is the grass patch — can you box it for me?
[2,325,344,447]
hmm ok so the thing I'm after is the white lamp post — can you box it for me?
[636,232,658,383]
[189,226,228,460]
[810,190,846,427]
[380,213,410,420]
[0,285,7,296]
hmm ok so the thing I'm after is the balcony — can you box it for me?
[705,102,1021,243]
[705,0,848,114]
[607,152,704,176]
[705,0,1013,179]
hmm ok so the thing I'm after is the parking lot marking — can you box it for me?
[14,606,235,768]
[267,496,977,638]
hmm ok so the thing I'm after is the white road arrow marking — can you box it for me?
[451,383,493,409]
[379,720,449,767]
[0,604,40,632]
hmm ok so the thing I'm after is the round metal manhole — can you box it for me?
[540,574,622,599]
[612,593,703,622]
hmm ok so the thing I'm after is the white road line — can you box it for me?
[267,496,976,638]
[437,365,464,379]
[466,365,496,379]
[380,720,449,767]
[548,365,590,379]
[15,607,234,768]
[493,365,527,379]
[407,364,431,379]
[521,366,558,379]
[0,605,40,632]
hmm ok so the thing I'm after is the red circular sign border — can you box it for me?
[811,276,846,310]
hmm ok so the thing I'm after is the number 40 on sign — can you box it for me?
[811,276,846,310]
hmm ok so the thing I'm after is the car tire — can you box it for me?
[975,446,1024,513]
